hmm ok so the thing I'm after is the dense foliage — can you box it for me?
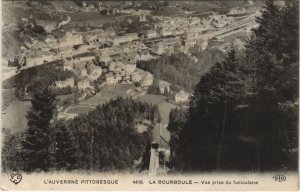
[66,97,160,171]
[137,49,223,91]
[22,89,56,172]
[50,121,77,171]
[1,129,24,172]
[2,92,160,172]
[3,63,75,97]
[169,0,298,172]
[167,108,186,168]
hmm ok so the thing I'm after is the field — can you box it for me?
[66,106,95,114]
[65,84,140,116]
[137,94,177,141]
[80,84,140,106]
[80,95,111,106]
[97,84,138,99]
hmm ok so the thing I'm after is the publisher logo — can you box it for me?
[272,175,286,182]
[9,172,22,185]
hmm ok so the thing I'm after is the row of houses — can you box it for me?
[53,53,102,92]
[106,65,153,87]
[53,76,95,92]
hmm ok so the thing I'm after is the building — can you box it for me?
[145,30,159,39]
[136,51,154,61]
[105,72,122,84]
[86,61,96,74]
[73,54,95,64]
[105,72,116,84]
[58,32,83,50]
[81,1,87,7]
[228,7,247,15]
[115,73,122,82]
[63,59,74,71]
[77,79,90,91]
[45,37,59,48]
[159,80,171,94]
[25,54,56,67]
[174,90,191,104]
[88,66,103,81]
[141,72,153,87]
[159,28,173,37]
[113,33,139,45]
[74,63,88,77]
[100,47,123,57]
[108,61,125,72]
[185,34,197,47]
[150,42,165,55]
[132,69,144,82]
[124,63,136,73]
[174,28,185,36]
[55,77,75,88]
[131,69,153,87]
[200,39,208,50]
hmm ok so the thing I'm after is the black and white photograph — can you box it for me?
[0,0,298,190]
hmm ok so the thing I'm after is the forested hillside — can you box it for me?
[2,95,160,172]
[65,97,160,171]
[137,49,223,91]
[169,0,299,172]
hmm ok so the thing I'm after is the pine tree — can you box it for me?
[1,129,24,172]
[249,0,299,171]
[175,48,246,171]
[167,108,186,168]
[246,0,298,91]
[173,0,298,172]
[22,88,56,172]
[65,97,154,171]
[52,121,77,171]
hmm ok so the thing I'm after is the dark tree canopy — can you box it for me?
[65,97,160,171]
[137,49,224,91]
[22,88,56,172]
[170,0,298,172]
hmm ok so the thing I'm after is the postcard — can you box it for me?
[1,0,298,191]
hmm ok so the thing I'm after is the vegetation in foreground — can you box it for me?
[168,0,298,172]
[2,91,161,172]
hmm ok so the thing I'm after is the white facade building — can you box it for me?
[55,77,75,88]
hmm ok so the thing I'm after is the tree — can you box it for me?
[246,0,298,92]
[243,0,299,171]
[147,78,160,95]
[172,0,298,172]
[137,50,224,91]
[51,121,77,171]
[167,108,186,168]
[22,88,56,172]
[1,129,24,172]
[163,87,169,96]
[134,81,141,87]
[65,97,156,171]
[175,48,246,171]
